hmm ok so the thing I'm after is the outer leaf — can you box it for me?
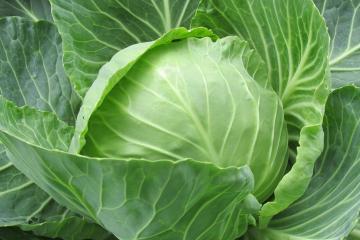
[244,86,360,239]
[0,142,65,226]
[192,0,330,225]
[315,0,360,88]
[0,18,72,227]
[0,98,111,240]
[0,17,110,239]
[0,95,74,150]
[265,86,360,239]
[3,142,256,240]
[0,17,81,124]
[0,100,257,240]
[50,0,203,96]
[0,0,52,22]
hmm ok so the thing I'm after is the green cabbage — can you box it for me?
[0,0,359,239]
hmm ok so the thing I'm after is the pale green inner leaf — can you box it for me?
[81,36,288,202]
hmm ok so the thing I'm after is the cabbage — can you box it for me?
[0,0,359,239]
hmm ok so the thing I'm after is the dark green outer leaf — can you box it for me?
[0,17,110,239]
[0,0,52,22]
[192,0,330,225]
[50,0,203,96]
[315,0,360,88]
[0,17,81,124]
[0,143,54,226]
[0,18,75,229]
